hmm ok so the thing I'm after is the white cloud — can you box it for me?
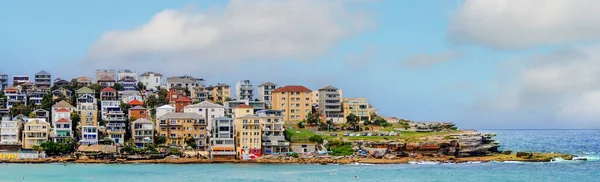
[401,51,462,68]
[474,45,600,128]
[449,0,600,49]
[85,0,372,74]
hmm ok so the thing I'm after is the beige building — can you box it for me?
[209,83,231,104]
[343,98,372,122]
[272,85,313,122]
[131,118,154,147]
[157,113,207,150]
[234,105,262,160]
[22,118,50,149]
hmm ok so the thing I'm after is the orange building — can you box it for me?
[175,97,192,113]
[128,106,148,120]
[271,85,313,122]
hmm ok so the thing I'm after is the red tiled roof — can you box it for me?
[175,97,192,102]
[56,108,70,112]
[128,99,143,106]
[98,76,115,82]
[56,118,69,122]
[273,85,311,93]
[236,104,252,109]
[101,87,116,92]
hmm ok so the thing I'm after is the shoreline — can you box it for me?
[1,153,574,165]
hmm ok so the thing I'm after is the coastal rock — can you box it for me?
[516,152,533,159]
[368,148,387,158]
[383,154,396,160]
[165,155,180,159]
[502,150,513,155]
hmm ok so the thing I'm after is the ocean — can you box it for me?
[1,130,599,182]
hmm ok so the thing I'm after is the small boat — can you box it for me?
[573,157,588,161]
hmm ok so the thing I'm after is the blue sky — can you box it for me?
[2,0,600,129]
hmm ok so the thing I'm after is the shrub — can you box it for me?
[309,135,324,144]
[290,152,299,158]
[380,123,392,127]
[169,148,183,156]
[331,144,355,156]
[297,122,305,129]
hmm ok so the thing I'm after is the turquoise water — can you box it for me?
[1,130,599,182]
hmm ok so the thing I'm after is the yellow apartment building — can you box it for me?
[343,98,372,122]
[157,113,207,150]
[22,118,50,149]
[234,106,262,160]
[271,85,312,122]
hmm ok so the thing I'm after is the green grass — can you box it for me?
[284,129,319,142]
[285,128,453,142]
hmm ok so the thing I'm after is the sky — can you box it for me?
[2,0,600,129]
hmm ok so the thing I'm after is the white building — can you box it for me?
[166,75,204,89]
[100,100,120,120]
[235,80,254,100]
[51,101,75,143]
[258,82,277,108]
[0,117,22,145]
[210,117,235,159]
[139,72,163,91]
[117,70,137,81]
[155,105,175,128]
[183,101,225,131]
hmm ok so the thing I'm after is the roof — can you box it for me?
[56,108,70,112]
[215,83,230,87]
[118,76,137,82]
[76,76,92,82]
[127,99,144,105]
[36,70,50,75]
[166,75,198,84]
[5,86,17,91]
[101,87,116,92]
[21,82,34,86]
[157,105,175,109]
[140,71,163,77]
[98,76,115,82]
[319,85,338,90]
[175,97,192,102]
[158,112,204,120]
[56,118,70,122]
[259,82,277,87]
[273,85,311,93]
[54,79,69,84]
[76,87,94,94]
[53,100,73,108]
[184,101,225,109]
[132,118,152,124]
[129,105,146,110]
[236,104,252,109]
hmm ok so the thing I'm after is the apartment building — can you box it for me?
[155,105,175,124]
[22,118,50,149]
[105,108,126,144]
[52,101,75,143]
[318,85,344,123]
[183,101,225,131]
[257,110,289,155]
[343,98,372,122]
[166,75,204,89]
[34,70,51,90]
[4,86,27,109]
[271,85,313,122]
[97,76,116,87]
[0,117,22,145]
[95,70,116,81]
[190,86,209,103]
[27,90,47,106]
[139,71,163,91]
[235,80,254,100]
[118,76,138,91]
[33,109,50,122]
[208,83,231,103]
[0,73,7,90]
[157,113,207,149]
[117,70,137,81]
[210,117,235,159]
[224,100,266,116]
[12,75,30,86]
[234,105,262,160]
[258,82,277,108]
[131,118,154,148]
[76,87,98,145]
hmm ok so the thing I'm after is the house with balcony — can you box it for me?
[76,76,93,87]
[166,75,204,90]
[4,86,27,109]
[131,118,153,148]
[27,90,47,106]
[343,98,373,122]
[12,75,30,87]
[183,101,225,131]
[95,70,116,82]
[105,108,126,144]
[0,73,8,90]
[258,82,277,108]
[155,105,175,127]
[190,86,209,103]
[129,106,147,120]
[157,113,206,149]
[100,87,117,101]
[175,97,192,113]
[33,109,50,121]
[97,76,115,87]
[53,78,70,88]
[235,80,254,100]
[52,87,72,101]
[117,70,137,81]
[317,85,344,123]
[22,118,50,149]
[139,71,163,91]
[1,117,23,145]
[118,76,137,91]
[210,117,235,159]
[208,83,231,104]
[257,110,289,155]
[52,101,74,143]
[34,70,51,91]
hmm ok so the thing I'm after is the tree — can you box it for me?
[9,102,32,117]
[309,135,324,144]
[137,82,146,91]
[192,100,200,104]
[28,112,37,118]
[225,97,232,102]
[155,135,167,145]
[90,84,104,98]
[373,117,387,126]
[346,113,359,130]
[145,95,158,109]
[40,94,53,111]
[71,112,81,140]
[305,112,322,126]
[40,139,76,156]
[119,101,131,112]
[157,89,169,106]
[113,83,123,91]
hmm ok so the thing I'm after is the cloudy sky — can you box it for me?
[2,0,600,129]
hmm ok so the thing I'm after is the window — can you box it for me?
[282,97,286,101]
[199,108,203,111]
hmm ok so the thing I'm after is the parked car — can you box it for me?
[343,133,350,136]
[367,133,373,136]
[361,132,368,136]
[349,133,355,137]
[330,133,338,136]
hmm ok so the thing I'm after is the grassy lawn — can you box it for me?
[284,129,319,143]
[285,128,452,142]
